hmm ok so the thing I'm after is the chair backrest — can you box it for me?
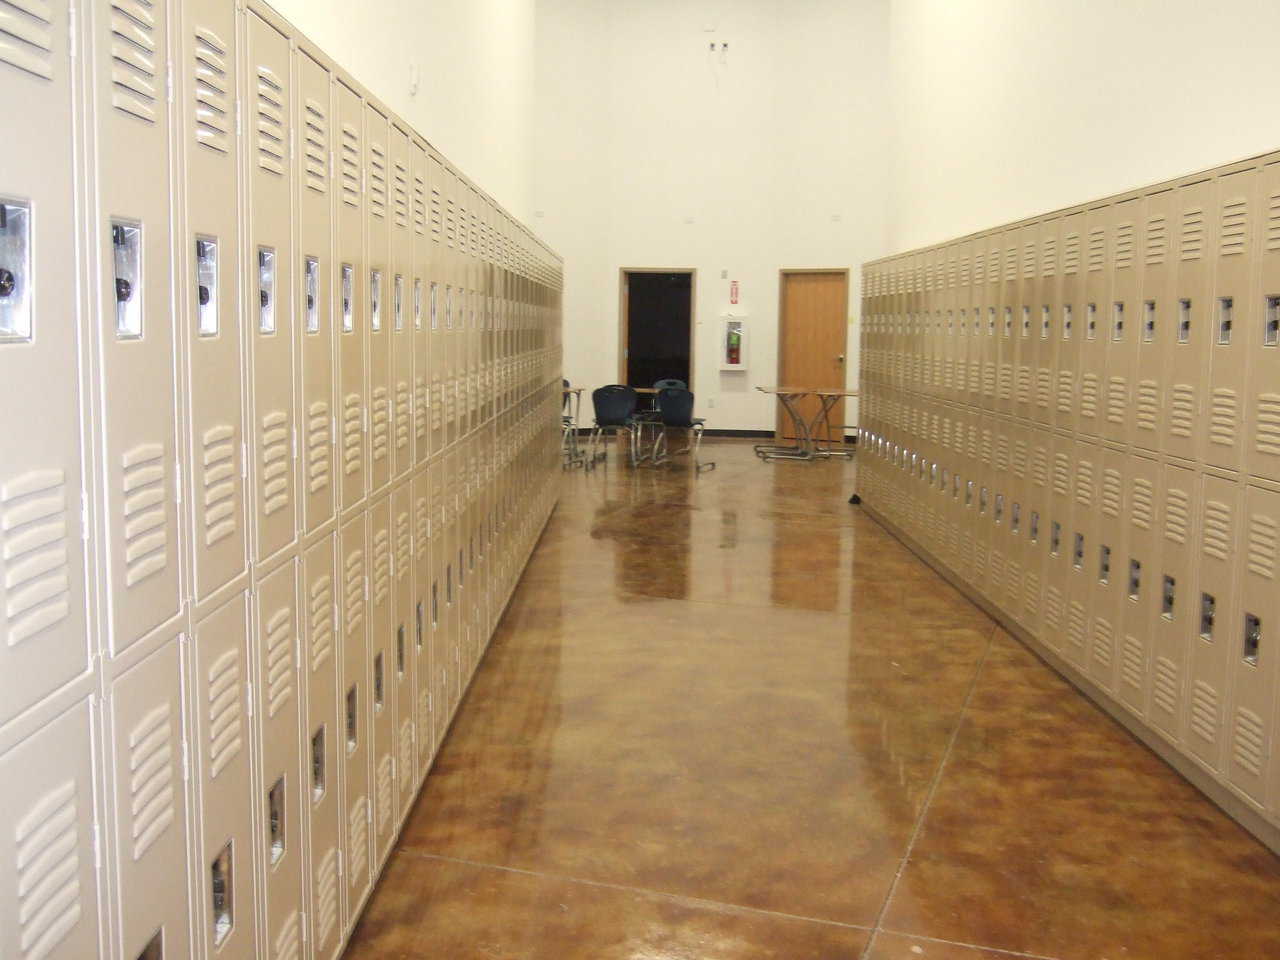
[592,385,637,426]
[657,387,696,427]
[563,378,571,413]
[653,378,687,390]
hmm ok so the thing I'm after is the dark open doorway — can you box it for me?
[620,270,694,388]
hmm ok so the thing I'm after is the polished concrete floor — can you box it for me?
[344,441,1280,960]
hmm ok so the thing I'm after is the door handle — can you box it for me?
[836,354,845,363]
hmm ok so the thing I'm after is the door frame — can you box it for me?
[618,267,697,389]
[775,268,851,438]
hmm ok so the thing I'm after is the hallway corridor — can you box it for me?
[343,443,1280,960]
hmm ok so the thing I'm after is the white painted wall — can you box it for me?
[268,0,537,221]
[888,0,1280,252]
[532,0,892,431]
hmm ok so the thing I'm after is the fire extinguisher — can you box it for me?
[727,328,741,365]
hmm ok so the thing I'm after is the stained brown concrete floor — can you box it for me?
[343,441,1280,960]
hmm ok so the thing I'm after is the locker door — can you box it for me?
[1014,224,1037,421]
[246,11,297,565]
[412,138,430,468]
[1054,212,1084,433]
[0,701,100,960]
[367,495,396,862]
[428,459,449,744]
[994,230,1019,416]
[296,50,336,535]
[1133,188,1175,453]
[1087,449,1127,692]
[107,636,191,960]
[427,154,446,456]
[444,168,461,450]
[252,560,304,960]
[1149,464,1199,739]
[467,186,482,434]
[337,513,370,918]
[366,105,392,495]
[1229,484,1280,807]
[413,468,435,778]
[1062,440,1099,669]
[301,534,342,959]
[1204,165,1257,472]
[1077,203,1110,438]
[336,80,366,515]
[390,123,414,481]
[1022,433,1050,635]
[1249,158,1280,482]
[392,482,417,822]
[90,0,183,655]
[1185,474,1243,772]
[181,0,248,604]
[0,0,90,722]
[1104,196,1142,446]
[1117,455,1162,716]
[191,592,258,960]
[1165,177,1215,462]
[1033,218,1061,427]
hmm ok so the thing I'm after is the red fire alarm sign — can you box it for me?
[729,280,739,304]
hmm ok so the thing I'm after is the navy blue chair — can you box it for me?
[653,378,687,390]
[653,387,714,471]
[588,385,640,467]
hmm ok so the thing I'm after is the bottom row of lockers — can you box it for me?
[0,396,562,960]
[858,427,1280,821]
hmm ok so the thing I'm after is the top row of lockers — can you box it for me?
[860,153,1280,484]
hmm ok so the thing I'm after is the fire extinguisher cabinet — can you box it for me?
[720,316,747,371]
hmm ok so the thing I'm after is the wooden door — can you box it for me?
[778,271,849,440]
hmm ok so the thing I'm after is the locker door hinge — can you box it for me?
[334,601,340,633]
[296,634,303,666]
[336,849,343,877]
[245,681,254,717]
[331,414,338,446]
[80,492,89,541]
[292,426,298,461]
[174,460,182,505]
[364,575,369,604]
[389,553,394,578]
[91,822,100,870]
[181,739,190,781]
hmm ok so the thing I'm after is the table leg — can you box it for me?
[810,395,854,460]
[759,392,815,461]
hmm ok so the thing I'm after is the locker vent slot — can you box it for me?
[1153,656,1179,716]
[308,573,332,670]
[254,66,286,175]
[393,159,409,228]
[413,173,426,235]
[1023,572,1040,615]
[1003,245,1016,281]
[207,648,243,777]
[399,715,414,788]
[1131,477,1154,529]
[339,124,360,208]
[1101,469,1122,518]
[1040,236,1057,276]
[267,776,285,864]
[414,496,427,556]
[310,725,325,800]
[314,847,338,947]
[120,443,169,587]
[210,841,233,945]
[1115,221,1134,268]
[260,410,289,515]
[1074,461,1093,508]
[1180,207,1205,260]
[372,527,389,606]
[343,549,364,635]
[1233,706,1265,776]
[192,29,230,153]
[200,423,237,547]
[1087,227,1104,272]
[306,400,330,493]
[303,99,327,193]
[371,386,389,462]
[369,140,387,219]
[395,381,410,451]
[1092,617,1114,669]
[1120,634,1144,694]
[430,186,442,239]
[1056,370,1073,414]
[395,511,409,580]
[1255,394,1280,456]
[128,702,176,860]
[1021,241,1035,278]
[1145,215,1167,264]
[274,910,300,960]
[1045,585,1064,630]
[264,604,293,717]
[1135,380,1159,433]
[1,467,69,646]
[446,196,456,247]
[414,378,428,443]
[1169,384,1195,438]
[418,687,431,746]
[15,779,81,959]
[1202,501,1232,561]
[1067,600,1087,651]
[1031,447,1048,488]
[348,797,368,879]
[0,0,55,82]
[1209,388,1238,448]
[108,0,158,120]
[1268,191,1280,251]
[1243,613,1261,666]
[1219,197,1248,256]
[1189,680,1219,746]
[1063,232,1080,274]
[341,394,361,476]
[1247,512,1277,578]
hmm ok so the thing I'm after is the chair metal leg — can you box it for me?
[693,424,714,472]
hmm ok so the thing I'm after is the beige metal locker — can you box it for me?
[1165,176,1215,462]
[1087,448,1127,692]
[1013,223,1038,421]
[429,457,453,726]
[412,138,431,469]
[1054,211,1084,434]
[1033,218,1060,427]
[391,481,417,823]
[0,0,91,723]
[1132,187,1175,453]
[390,123,414,482]
[191,591,258,960]
[1249,158,1280,482]
[337,512,371,923]
[1104,196,1142,446]
[1204,165,1257,473]
[246,10,298,566]
[181,0,248,605]
[413,468,435,779]
[366,495,396,862]
[89,0,184,655]
[427,154,446,456]
[301,535,343,960]
[1077,203,1110,438]
[1148,463,1199,740]
[0,700,100,960]
[296,49,336,536]
[366,104,392,495]
[251,560,304,960]
[1063,440,1101,669]
[1227,483,1280,806]
[1117,455,1162,716]
[336,79,366,516]
[1184,472,1242,772]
